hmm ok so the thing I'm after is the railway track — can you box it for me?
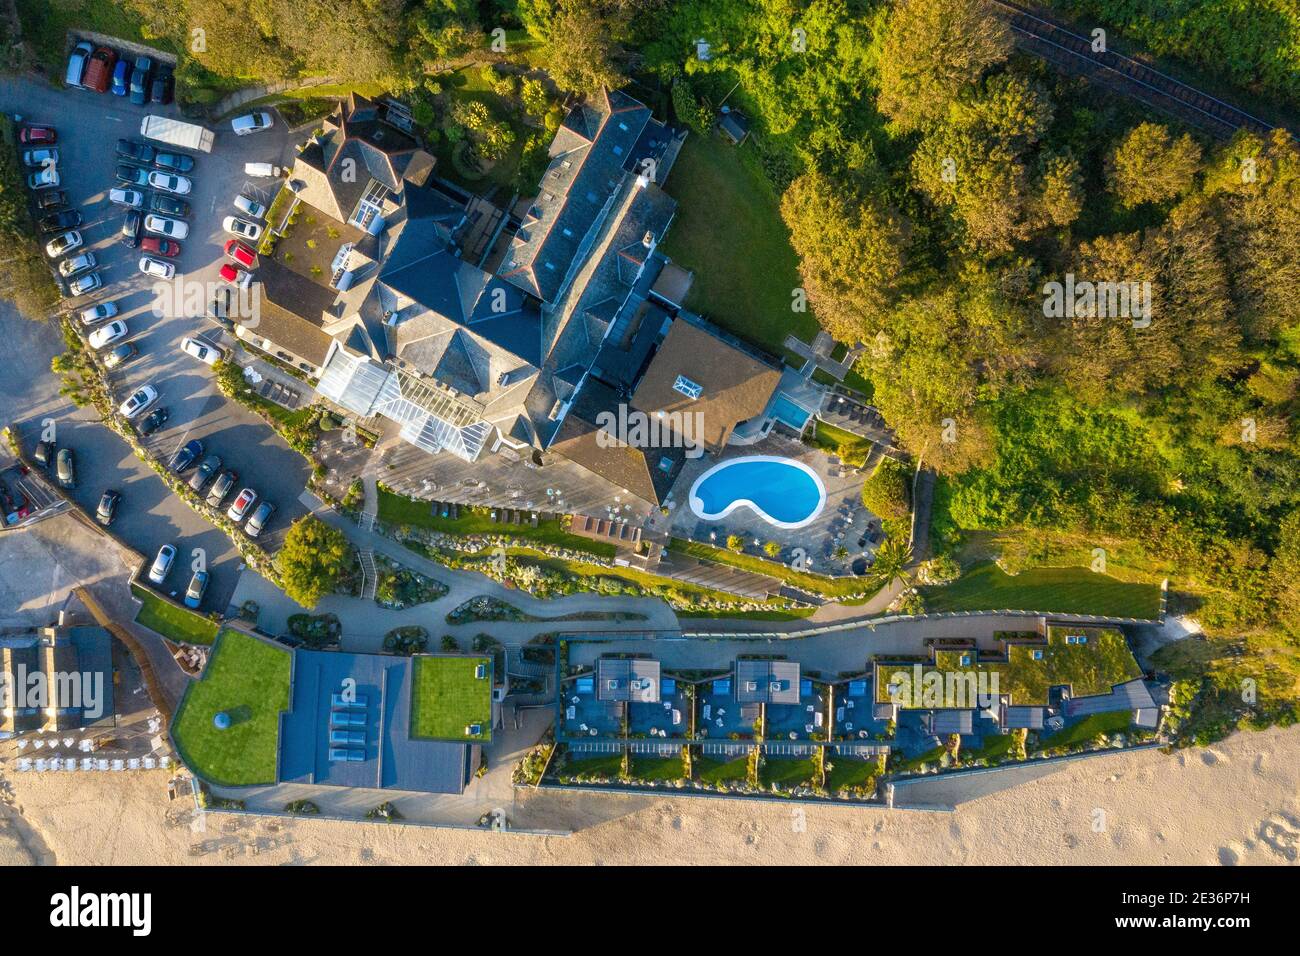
[988,0,1283,140]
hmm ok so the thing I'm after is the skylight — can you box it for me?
[672,375,703,400]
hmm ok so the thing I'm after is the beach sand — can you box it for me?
[2,725,1297,866]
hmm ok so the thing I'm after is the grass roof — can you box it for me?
[411,655,493,742]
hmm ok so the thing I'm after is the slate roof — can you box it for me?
[735,660,801,705]
[631,316,782,450]
[1064,679,1157,718]
[930,710,975,735]
[246,258,339,366]
[547,376,685,506]
[278,649,474,795]
[500,89,664,304]
[596,658,661,703]
[291,94,434,224]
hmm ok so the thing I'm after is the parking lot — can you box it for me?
[1,71,314,612]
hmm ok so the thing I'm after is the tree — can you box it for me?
[763,540,782,558]
[725,534,745,552]
[867,536,913,589]
[276,516,352,609]
[877,0,1012,133]
[532,0,627,94]
[520,77,551,119]
[1107,122,1203,207]
[861,457,911,521]
[780,169,908,342]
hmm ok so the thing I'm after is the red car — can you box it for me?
[219,262,252,287]
[19,126,56,145]
[142,236,181,257]
[224,238,257,268]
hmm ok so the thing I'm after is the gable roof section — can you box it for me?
[500,89,656,304]
[547,377,684,506]
[631,316,782,450]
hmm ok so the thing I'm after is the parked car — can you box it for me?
[78,301,118,325]
[45,230,82,257]
[121,211,142,246]
[58,252,96,278]
[95,490,120,526]
[64,41,93,87]
[149,193,190,217]
[111,58,130,97]
[206,288,235,332]
[141,236,180,257]
[118,384,158,419]
[188,454,222,491]
[148,171,191,195]
[147,544,176,585]
[144,214,188,239]
[218,263,253,288]
[22,147,59,167]
[180,336,223,365]
[27,166,60,189]
[103,342,139,370]
[206,469,237,506]
[222,216,262,241]
[88,320,127,350]
[115,163,151,187]
[33,440,55,469]
[183,570,209,609]
[138,256,175,280]
[19,125,56,145]
[35,190,67,210]
[233,194,267,219]
[226,487,257,522]
[153,151,194,173]
[82,47,117,94]
[39,210,82,233]
[138,406,169,436]
[109,187,144,208]
[169,439,203,472]
[55,447,75,488]
[231,111,273,135]
[224,239,257,268]
[150,68,174,105]
[245,501,276,538]
[116,139,156,163]
[243,162,281,178]
[129,56,152,106]
[67,274,101,296]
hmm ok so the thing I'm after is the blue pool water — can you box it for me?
[689,456,826,529]
[769,393,813,430]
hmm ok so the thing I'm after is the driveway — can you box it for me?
[0,73,314,609]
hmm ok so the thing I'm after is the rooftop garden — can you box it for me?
[131,584,219,646]
[411,655,493,742]
[875,624,1144,706]
[920,562,1163,619]
[171,630,292,786]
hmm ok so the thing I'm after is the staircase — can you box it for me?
[357,548,378,602]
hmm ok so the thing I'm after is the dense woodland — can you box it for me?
[7,0,1300,741]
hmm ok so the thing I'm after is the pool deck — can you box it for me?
[649,432,878,576]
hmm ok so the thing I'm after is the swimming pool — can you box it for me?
[688,456,826,529]
[769,393,813,430]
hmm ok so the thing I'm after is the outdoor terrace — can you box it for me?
[764,678,830,744]
[697,676,760,742]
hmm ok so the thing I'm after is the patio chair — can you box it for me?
[804,724,814,734]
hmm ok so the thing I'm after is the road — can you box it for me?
[0,73,313,611]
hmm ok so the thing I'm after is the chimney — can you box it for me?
[642,231,655,250]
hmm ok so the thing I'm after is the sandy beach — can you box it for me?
[2,725,1297,866]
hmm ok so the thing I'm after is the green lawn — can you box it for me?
[668,538,873,599]
[131,584,218,645]
[1034,710,1136,751]
[171,630,291,786]
[379,489,615,559]
[824,755,883,793]
[629,754,687,782]
[965,732,1020,764]
[696,754,752,784]
[411,655,493,741]
[877,624,1143,706]
[921,562,1163,619]
[660,133,813,358]
[557,751,624,780]
[759,757,819,789]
